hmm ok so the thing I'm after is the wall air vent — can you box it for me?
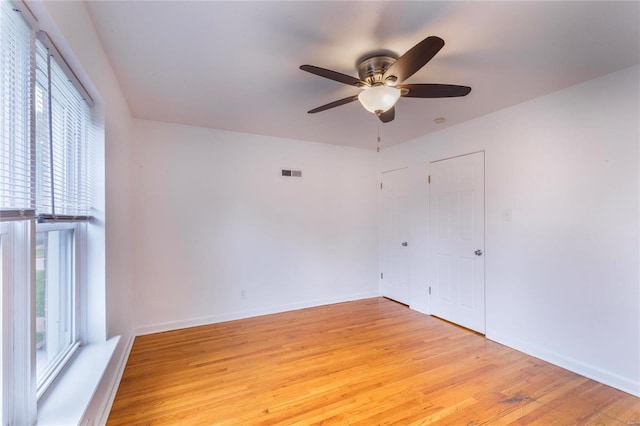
[281,169,303,178]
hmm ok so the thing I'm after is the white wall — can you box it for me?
[380,65,640,396]
[31,0,135,422]
[132,120,379,333]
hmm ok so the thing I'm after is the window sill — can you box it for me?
[37,336,120,426]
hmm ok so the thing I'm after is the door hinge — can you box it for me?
[380,182,383,190]
[381,272,383,279]
[428,175,431,184]
[429,286,431,295]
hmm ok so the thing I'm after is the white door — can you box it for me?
[380,168,410,304]
[428,152,485,333]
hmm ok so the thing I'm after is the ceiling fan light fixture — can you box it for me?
[357,85,401,114]
[301,36,470,123]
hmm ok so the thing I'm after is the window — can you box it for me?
[1,2,35,422]
[1,1,96,423]
[33,29,93,396]
[35,224,80,393]
[34,34,93,221]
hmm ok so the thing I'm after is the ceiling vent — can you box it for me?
[281,169,302,178]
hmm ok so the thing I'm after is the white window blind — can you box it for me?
[35,33,92,221]
[0,1,35,221]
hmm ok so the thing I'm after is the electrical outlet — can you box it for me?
[240,289,247,299]
[503,208,512,222]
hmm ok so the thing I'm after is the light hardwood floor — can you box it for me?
[108,298,639,425]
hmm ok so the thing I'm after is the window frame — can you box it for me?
[1,220,36,426]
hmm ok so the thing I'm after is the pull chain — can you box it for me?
[377,124,381,152]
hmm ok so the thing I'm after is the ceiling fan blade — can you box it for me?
[398,84,471,98]
[307,95,359,114]
[383,36,445,84]
[378,107,395,123]
[300,65,365,87]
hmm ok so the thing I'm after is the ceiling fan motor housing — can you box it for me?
[357,55,397,86]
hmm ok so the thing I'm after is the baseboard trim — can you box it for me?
[487,331,640,397]
[409,303,429,316]
[135,291,381,336]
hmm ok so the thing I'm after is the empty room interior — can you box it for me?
[1,1,639,425]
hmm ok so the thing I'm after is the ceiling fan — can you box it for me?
[300,36,471,123]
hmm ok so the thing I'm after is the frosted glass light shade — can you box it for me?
[358,85,401,114]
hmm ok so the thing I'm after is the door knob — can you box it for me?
[474,249,483,256]
[402,242,408,247]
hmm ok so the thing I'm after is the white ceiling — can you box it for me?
[85,1,639,150]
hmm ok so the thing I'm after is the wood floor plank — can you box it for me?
[108,298,639,425]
